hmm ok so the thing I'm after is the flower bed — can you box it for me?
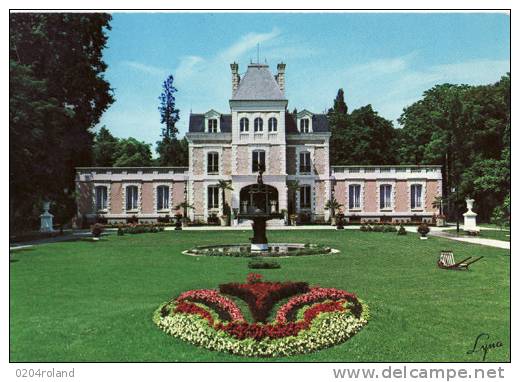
[154,274,369,357]
[184,243,334,258]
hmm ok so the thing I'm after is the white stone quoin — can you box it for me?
[40,201,54,232]
[463,198,479,232]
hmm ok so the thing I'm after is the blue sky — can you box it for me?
[98,12,510,150]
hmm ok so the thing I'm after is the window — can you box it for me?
[300,118,310,133]
[252,150,266,172]
[379,184,392,209]
[207,152,219,174]
[208,118,218,133]
[268,117,277,132]
[95,186,108,211]
[411,184,423,209]
[126,185,139,211]
[299,151,311,173]
[348,184,361,209]
[208,186,219,209]
[300,185,311,209]
[254,117,263,132]
[157,185,169,210]
[240,117,249,132]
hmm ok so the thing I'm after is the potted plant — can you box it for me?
[397,224,407,235]
[417,223,430,239]
[336,213,345,229]
[232,208,239,226]
[174,212,183,230]
[290,214,298,226]
[217,180,233,226]
[325,198,343,226]
[175,202,194,227]
[91,223,104,241]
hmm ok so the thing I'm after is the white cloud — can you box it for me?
[174,55,204,81]
[121,60,167,76]
[217,27,281,62]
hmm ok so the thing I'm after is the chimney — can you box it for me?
[230,62,240,94]
[276,62,286,95]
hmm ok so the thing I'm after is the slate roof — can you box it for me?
[188,114,232,133]
[188,112,329,133]
[285,113,329,133]
[232,64,285,100]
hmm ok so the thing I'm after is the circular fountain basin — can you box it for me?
[183,243,339,257]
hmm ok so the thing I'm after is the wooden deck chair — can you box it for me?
[438,250,483,270]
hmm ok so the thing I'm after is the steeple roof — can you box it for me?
[232,63,285,101]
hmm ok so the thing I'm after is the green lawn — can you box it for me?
[446,229,511,242]
[10,230,510,362]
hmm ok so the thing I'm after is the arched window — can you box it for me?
[252,150,266,172]
[300,118,310,133]
[268,117,277,132]
[126,185,139,211]
[240,117,249,132]
[157,185,170,210]
[254,117,263,132]
[411,184,423,209]
[95,186,108,211]
[207,152,219,174]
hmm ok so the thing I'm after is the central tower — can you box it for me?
[228,62,289,220]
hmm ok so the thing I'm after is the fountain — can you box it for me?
[182,164,337,258]
[237,165,283,252]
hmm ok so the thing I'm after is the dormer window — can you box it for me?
[300,118,310,133]
[240,117,249,132]
[208,119,218,133]
[254,117,263,132]
[268,117,277,132]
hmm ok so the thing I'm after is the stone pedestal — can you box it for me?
[40,202,54,232]
[463,198,479,232]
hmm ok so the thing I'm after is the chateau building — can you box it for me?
[76,62,442,225]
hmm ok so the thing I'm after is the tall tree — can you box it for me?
[113,138,153,167]
[156,74,187,166]
[10,13,113,230]
[328,88,397,165]
[92,126,118,166]
[397,74,510,220]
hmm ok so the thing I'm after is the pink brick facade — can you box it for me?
[74,62,443,225]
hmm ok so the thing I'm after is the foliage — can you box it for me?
[397,75,510,221]
[10,13,113,230]
[155,75,188,166]
[325,198,343,217]
[112,137,152,167]
[120,225,164,234]
[248,260,281,269]
[397,224,407,235]
[90,223,104,238]
[328,89,397,165]
[92,126,118,166]
[417,223,430,236]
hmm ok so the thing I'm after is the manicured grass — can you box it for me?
[10,230,510,362]
[446,229,511,242]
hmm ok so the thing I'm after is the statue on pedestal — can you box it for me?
[40,201,54,232]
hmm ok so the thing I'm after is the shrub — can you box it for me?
[383,224,397,233]
[417,223,430,236]
[397,224,407,235]
[372,224,384,232]
[248,260,281,269]
[91,223,104,238]
[117,227,125,236]
[127,215,138,224]
[157,215,171,223]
